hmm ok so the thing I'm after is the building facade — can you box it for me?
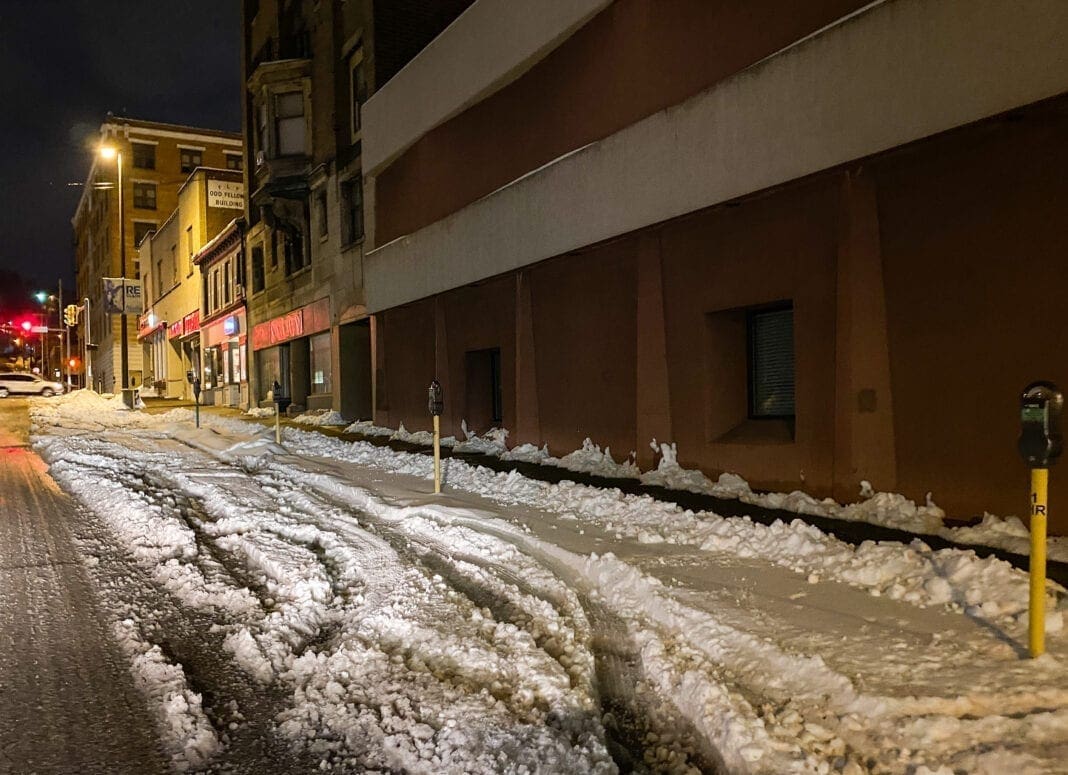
[360,0,1068,532]
[138,168,246,401]
[73,117,242,393]
[195,218,250,408]
[240,0,472,417]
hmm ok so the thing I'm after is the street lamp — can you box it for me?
[99,143,130,405]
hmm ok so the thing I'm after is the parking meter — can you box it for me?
[1018,380,1062,659]
[1018,381,1063,468]
[192,375,202,428]
[271,380,291,443]
[428,380,444,416]
[186,370,195,384]
[428,380,444,492]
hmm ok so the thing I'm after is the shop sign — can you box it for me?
[182,310,201,336]
[253,310,302,350]
[223,315,239,336]
[139,312,163,339]
[168,320,184,340]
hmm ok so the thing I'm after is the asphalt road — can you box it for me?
[0,397,167,774]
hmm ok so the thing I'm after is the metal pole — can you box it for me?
[117,150,130,405]
[59,279,67,387]
[1030,467,1048,658]
[433,414,441,493]
[83,298,93,390]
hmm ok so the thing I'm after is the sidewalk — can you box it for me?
[170,399,1067,590]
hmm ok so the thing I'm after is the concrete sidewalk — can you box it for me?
[143,397,1068,589]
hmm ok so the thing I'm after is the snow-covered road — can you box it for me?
[0,399,168,774]
[24,392,1068,774]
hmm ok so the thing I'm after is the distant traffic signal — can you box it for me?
[20,320,32,333]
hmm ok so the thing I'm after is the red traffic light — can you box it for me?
[20,320,32,333]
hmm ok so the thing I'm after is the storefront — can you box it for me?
[202,310,248,407]
[138,312,168,395]
[251,297,332,411]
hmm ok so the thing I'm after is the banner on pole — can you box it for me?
[102,278,143,315]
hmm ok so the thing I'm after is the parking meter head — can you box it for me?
[192,375,201,400]
[428,380,444,416]
[186,370,194,384]
[1019,381,1063,468]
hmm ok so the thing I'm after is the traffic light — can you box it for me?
[64,304,79,327]
[20,320,32,333]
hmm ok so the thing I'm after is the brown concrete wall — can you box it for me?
[374,0,869,244]
[440,276,516,438]
[660,179,840,494]
[373,97,1068,533]
[529,245,638,457]
[875,103,1068,531]
[377,299,435,431]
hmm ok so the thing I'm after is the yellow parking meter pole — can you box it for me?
[433,415,441,494]
[429,380,444,494]
[1019,381,1063,659]
[1030,467,1048,658]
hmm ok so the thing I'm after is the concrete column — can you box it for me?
[514,271,541,444]
[371,313,387,426]
[635,232,673,470]
[833,168,897,500]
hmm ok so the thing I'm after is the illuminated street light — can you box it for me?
[98,143,131,404]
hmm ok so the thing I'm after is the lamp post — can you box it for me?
[99,145,130,405]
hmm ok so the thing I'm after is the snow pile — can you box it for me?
[453,422,509,455]
[343,419,394,437]
[292,409,349,427]
[390,422,457,448]
[640,441,718,492]
[244,406,276,418]
[112,619,220,771]
[501,436,641,479]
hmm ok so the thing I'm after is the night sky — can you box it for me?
[0,0,242,295]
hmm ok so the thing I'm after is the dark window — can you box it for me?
[131,142,155,170]
[225,153,243,171]
[490,348,503,423]
[341,177,363,244]
[133,221,156,247]
[133,182,157,210]
[180,148,203,173]
[283,230,307,275]
[350,53,366,137]
[748,306,795,418]
[251,246,265,293]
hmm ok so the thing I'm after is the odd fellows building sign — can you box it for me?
[207,178,244,210]
[252,298,330,351]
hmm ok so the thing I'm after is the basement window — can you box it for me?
[748,306,795,418]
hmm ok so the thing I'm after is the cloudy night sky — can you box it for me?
[0,0,242,293]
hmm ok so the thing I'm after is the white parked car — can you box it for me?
[0,372,65,398]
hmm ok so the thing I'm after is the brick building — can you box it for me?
[361,0,1068,532]
[138,168,246,403]
[239,0,471,417]
[72,117,242,392]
